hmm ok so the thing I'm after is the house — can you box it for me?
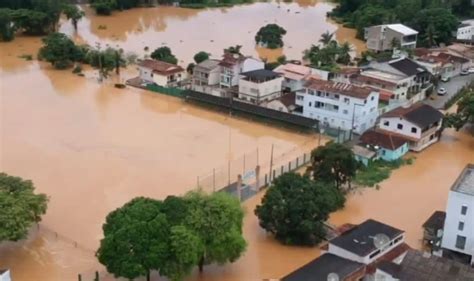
[238,69,283,104]
[264,92,300,113]
[444,43,474,65]
[282,219,410,281]
[191,59,221,96]
[414,49,470,79]
[327,219,408,265]
[219,53,264,88]
[374,249,474,281]
[364,24,418,52]
[441,164,474,265]
[422,210,446,250]
[367,57,431,98]
[0,270,11,281]
[378,103,444,152]
[137,59,185,87]
[273,63,312,92]
[281,253,366,281]
[359,129,409,162]
[296,78,379,135]
[352,144,378,166]
[456,20,474,43]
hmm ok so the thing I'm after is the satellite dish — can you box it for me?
[373,233,390,249]
[327,273,340,281]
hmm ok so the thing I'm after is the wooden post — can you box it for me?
[237,174,242,201]
[78,274,82,281]
[289,161,291,171]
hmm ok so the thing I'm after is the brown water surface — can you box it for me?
[59,2,364,63]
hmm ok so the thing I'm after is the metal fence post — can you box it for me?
[237,174,242,202]
[255,165,260,191]
[296,157,299,167]
[289,161,291,171]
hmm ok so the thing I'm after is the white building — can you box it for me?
[0,270,11,281]
[219,53,264,88]
[191,59,221,96]
[378,102,444,152]
[365,24,418,52]
[441,164,474,266]
[296,78,379,134]
[456,20,474,42]
[137,59,185,87]
[238,69,283,104]
[273,63,312,92]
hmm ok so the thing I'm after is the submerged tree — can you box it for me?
[38,32,84,69]
[0,173,48,242]
[255,173,345,246]
[255,24,287,49]
[308,141,358,190]
[151,46,178,64]
[444,89,474,131]
[193,51,209,64]
[63,4,85,31]
[223,44,242,55]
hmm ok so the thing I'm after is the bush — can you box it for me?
[72,65,82,74]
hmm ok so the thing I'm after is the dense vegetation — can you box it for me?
[97,191,246,281]
[255,24,287,49]
[304,32,352,73]
[151,46,178,64]
[255,173,345,246]
[38,32,125,77]
[444,85,474,131]
[0,0,82,41]
[329,0,466,47]
[0,173,48,242]
[193,51,210,64]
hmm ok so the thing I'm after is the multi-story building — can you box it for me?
[365,24,418,52]
[414,49,470,79]
[456,20,474,43]
[296,78,379,134]
[273,63,313,92]
[378,102,444,152]
[238,69,283,104]
[219,53,264,88]
[441,164,474,266]
[191,59,221,96]
[137,59,185,87]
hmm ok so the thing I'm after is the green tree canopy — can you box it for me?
[444,88,474,131]
[150,46,178,65]
[224,44,242,55]
[38,32,84,69]
[255,173,345,246]
[193,51,210,64]
[0,173,48,241]
[308,141,358,189]
[255,24,287,49]
[63,4,84,31]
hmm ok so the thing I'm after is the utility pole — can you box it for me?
[268,144,274,182]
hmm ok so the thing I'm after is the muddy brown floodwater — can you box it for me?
[1,2,471,281]
[59,1,364,64]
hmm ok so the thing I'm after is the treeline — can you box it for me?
[329,0,470,47]
[0,0,83,41]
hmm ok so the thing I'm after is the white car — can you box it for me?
[460,69,469,76]
[468,67,474,74]
[437,88,447,96]
[440,76,450,82]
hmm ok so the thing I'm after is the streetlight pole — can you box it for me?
[350,102,365,140]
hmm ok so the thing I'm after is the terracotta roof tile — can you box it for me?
[138,59,184,76]
[360,129,408,150]
[304,78,375,99]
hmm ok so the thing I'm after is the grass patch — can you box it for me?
[354,157,415,188]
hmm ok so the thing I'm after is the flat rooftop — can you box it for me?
[451,164,474,196]
[362,69,406,83]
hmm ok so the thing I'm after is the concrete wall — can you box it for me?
[442,191,474,264]
[457,25,474,40]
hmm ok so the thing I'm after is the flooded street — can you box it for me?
[59,1,364,63]
[0,1,471,281]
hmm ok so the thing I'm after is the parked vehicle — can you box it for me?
[460,69,469,76]
[441,76,450,82]
[437,87,447,96]
[468,67,474,74]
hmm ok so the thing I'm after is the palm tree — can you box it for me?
[319,31,334,46]
[337,42,352,65]
[224,45,242,55]
[424,23,439,47]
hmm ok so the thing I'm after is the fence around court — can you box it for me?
[195,141,319,202]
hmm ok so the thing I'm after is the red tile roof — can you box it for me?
[360,129,408,150]
[138,59,184,76]
[218,52,247,67]
[304,78,375,99]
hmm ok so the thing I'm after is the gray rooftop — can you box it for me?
[195,59,220,70]
[451,164,474,196]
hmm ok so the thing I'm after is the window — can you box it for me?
[383,121,390,126]
[344,98,350,104]
[411,127,417,133]
[371,96,375,101]
[309,102,312,107]
[458,221,464,231]
[369,249,381,259]
[455,235,466,250]
[343,110,348,114]
[151,73,154,77]
[397,124,403,130]
[461,205,468,215]
[335,94,339,99]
